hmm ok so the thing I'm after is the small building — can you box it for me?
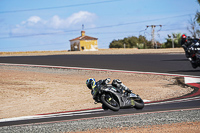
[69,31,98,51]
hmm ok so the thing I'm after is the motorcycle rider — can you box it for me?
[86,78,132,101]
[86,78,110,110]
[181,34,195,53]
[86,78,102,101]
[181,34,187,49]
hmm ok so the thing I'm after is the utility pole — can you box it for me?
[146,25,162,49]
[151,25,155,48]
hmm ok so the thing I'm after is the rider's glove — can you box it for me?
[126,89,132,93]
[121,84,132,93]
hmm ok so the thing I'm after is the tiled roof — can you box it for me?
[70,35,98,41]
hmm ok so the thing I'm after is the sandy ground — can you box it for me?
[0,65,193,119]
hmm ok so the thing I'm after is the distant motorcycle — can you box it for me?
[181,34,200,68]
[92,78,144,111]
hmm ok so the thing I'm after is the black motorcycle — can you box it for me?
[92,78,144,111]
[181,35,200,68]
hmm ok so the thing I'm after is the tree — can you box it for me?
[128,36,138,48]
[109,40,123,48]
[109,35,151,49]
[196,0,200,23]
[163,33,182,48]
[193,0,200,37]
[187,17,199,38]
[138,35,151,48]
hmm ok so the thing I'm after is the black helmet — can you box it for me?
[86,78,96,90]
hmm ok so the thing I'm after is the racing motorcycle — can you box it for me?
[181,34,200,68]
[181,35,198,58]
[92,78,144,111]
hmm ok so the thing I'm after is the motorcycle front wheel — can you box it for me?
[134,98,144,109]
[185,51,190,58]
[191,62,198,69]
[100,94,120,111]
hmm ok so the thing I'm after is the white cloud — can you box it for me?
[47,11,97,29]
[49,15,63,29]
[67,11,97,25]
[28,16,41,23]
[11,11,97,36]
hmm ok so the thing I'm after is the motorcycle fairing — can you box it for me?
[102,85,137,108]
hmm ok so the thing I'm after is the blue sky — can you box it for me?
[0,0,199,52]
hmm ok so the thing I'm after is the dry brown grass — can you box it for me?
[0,48,184,56]
[0,50,68,55]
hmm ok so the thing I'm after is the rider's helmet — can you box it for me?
[112,79,122,88]
[181,34,187,45]
[86,78,96,90]
[182,34,187,39]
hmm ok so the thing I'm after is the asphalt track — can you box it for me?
[0,53,200,127]
[0,54,199,76]
[1,96,200,127]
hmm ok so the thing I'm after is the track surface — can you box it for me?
[0,54,199,76]
[1,96,200,127]
[0,53,200,127]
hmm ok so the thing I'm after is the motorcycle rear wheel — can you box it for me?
[100,94,120,111]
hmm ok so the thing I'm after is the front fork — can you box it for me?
[131,98,135,106]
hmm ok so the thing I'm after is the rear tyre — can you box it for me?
[100,94,120,111]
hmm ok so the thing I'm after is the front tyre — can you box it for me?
[191,63,198,69]
[134,98,144,109]
[185,51,190,58]
[100,94,120,111]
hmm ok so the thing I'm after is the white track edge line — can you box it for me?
[145,96,200,106]
[0,109,104,123]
